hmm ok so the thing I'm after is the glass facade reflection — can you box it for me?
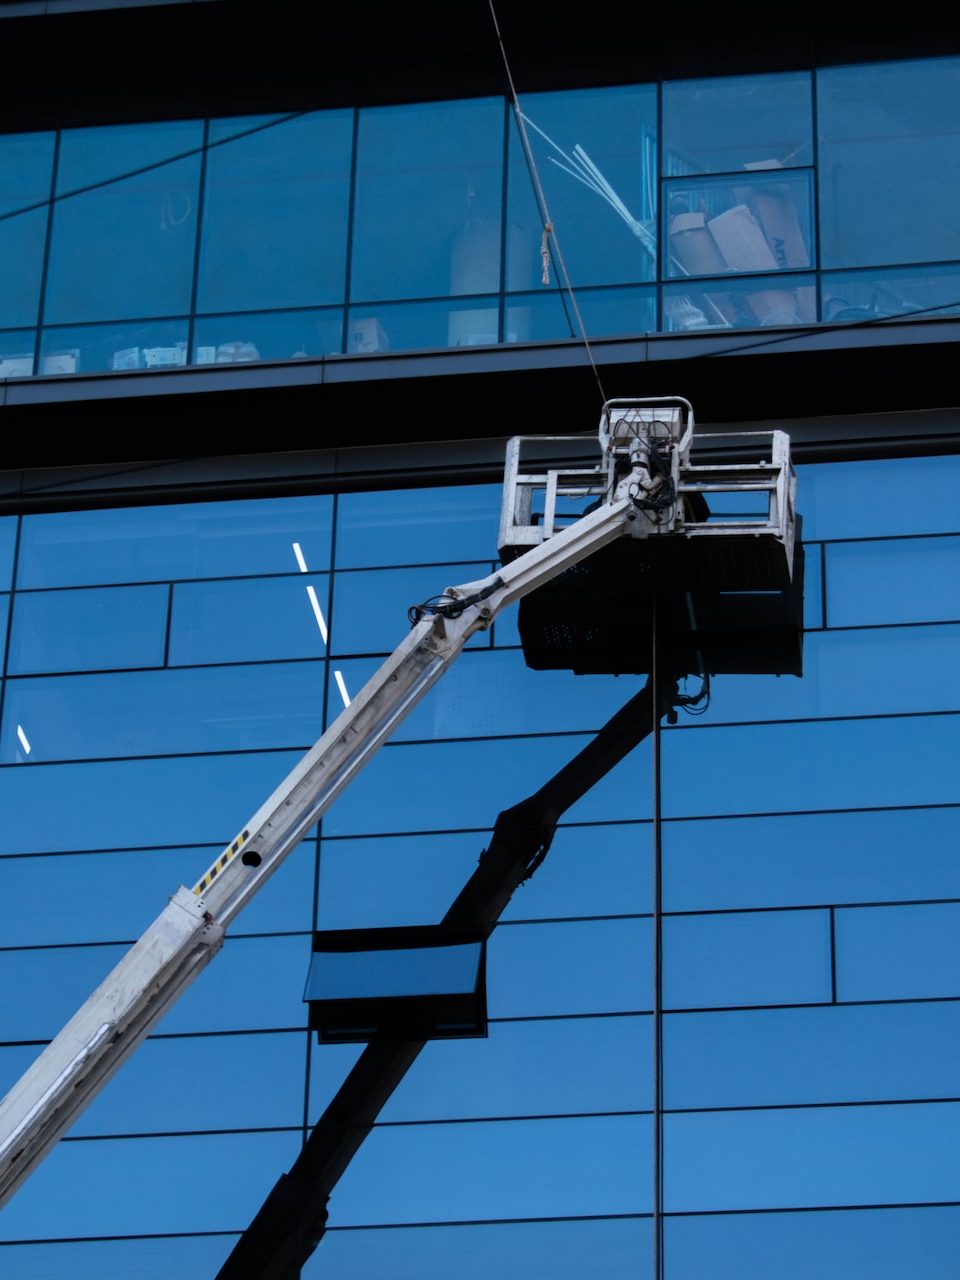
[0,452,957,1275]
[2,55,960,378]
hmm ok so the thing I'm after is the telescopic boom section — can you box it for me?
[0,489,636,1210]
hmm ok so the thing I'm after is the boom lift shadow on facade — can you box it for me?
[0,398,802,1234]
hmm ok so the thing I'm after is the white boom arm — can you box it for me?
[0,489,637,1209]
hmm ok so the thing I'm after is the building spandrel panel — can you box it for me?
[330,564,490,656]
[505,285,656,343]
[665,1001,960,1110]
[800,454,960,540]
[665,1205,960,1279]
[836,902,960,1001]
[826,536,960,626]
[169,576,332,665]
[335,484,500,569]
[7,584,168,674]
[0,1236,239,1280]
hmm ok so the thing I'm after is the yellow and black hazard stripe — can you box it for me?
[193,829,251,895]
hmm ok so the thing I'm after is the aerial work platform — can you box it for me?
[499,399,803,676]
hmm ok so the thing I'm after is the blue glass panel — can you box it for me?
[332,1014,654,1124]
[489,919,651,1017]
[664,171,814,281]
[662,273,816,331]
[308,942,480,1000]
[169,574,330,664]
[662,714,959,817]
[822,264,960,324]
[818,58,960,269]
[0,1129,300,1239]
[507,85,658,290]
[7,584,168,674]
[346,297,501,353]
[0,839,315,945]
[327,1114,651,1225]
[505,286,656,342]
[665,1001,960,1110]
[663,73,813,175]
[826,536,960,625]
[1,662,325,762]
[198,110,352,312]
[0,1237,238,1279]
[799,454,960,541]
[322,735,652,837]
[804,544,822,627]
[193,308,343,363]
[19,495,333,587]
[0,748,303,852]
[664,807,960,912]
[45,121,203,324]
[665,1205,960,1279]
[0,942,126,1040]
[317,821,651,929]
[836,902,960,1001]
[336,484,500,569]
[664,910,831,1009]
[0,131,54,330]
[39,318,189,374]
[351,98,503,303]
[312,1218,651,1280]
[665,1101,960,1211]
[74,1030,307,1135]
[0,1045,39,1097]
[0,331,35,378]
[330,565,490,656]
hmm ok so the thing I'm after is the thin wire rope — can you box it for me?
[486,0,608,408]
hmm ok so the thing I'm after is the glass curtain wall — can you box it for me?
[0,452,957,1274]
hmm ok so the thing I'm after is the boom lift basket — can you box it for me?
[499,402,803,677]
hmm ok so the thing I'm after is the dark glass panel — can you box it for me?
[665,1101,960,1211]
[665,1205,960,1279]
[663,910,831,1010]
[307,1216,653,1280]
[330,565,489,656]
[0,1130,300,1239]
[0,1237,238,1279]
[0,331,35,378]
[665,1001,960,1110]
[0,131,55,329]
[836,902,960,1001]
[822,264,960,324]
[351,99,503,303]
[45,121,203,324]
[327,1114,651,1225]
[336,484,500,569]
[505,285,656,342]
[663,72,813,175]
[7,584,168,674]
[507,85,658,290]
[193,307,343,363]
[818,58,960,268]
[39,317,188,374]
[799,454,960,541]
[664,806,960,913]
[346,296,501,353]
[169,575,330,664]
[661,273,815,331]
[826,536,960,625]
[19,495,332,587]
[198,110,352,312]
[1,662,325,762]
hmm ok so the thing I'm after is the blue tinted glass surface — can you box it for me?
[45,122,203,324]
[0,1129,300,1239]
[330,565,489,656]
[310,1217,652,1280]
[836,902,960,1001]
[336,485,499,568]
[0,132,54,329]
[663,73,812,174]
[800,455,960,540]
[662,274,816,331]
[822,264,960,324]
[505,286,656,342]
[508,85,658,290]
[1,662,325,761]
[328,1114,651,1225]
[826,536,960,625]
[664,910,831,1009]
[666,1102,960,1211]
[351,99,503,302]
[665,1001,960,1110]
[169,575,331,664]
[818,58,960,268]
[19,495,333,586]
[194,308,343,362]
[0,332,35,378]
[664,806,960,912]
[308,942,480,1000]
[198,111,352,312]
[39,317,188,374]
[0,1237,238,1279]
[347,297,501,353]
[7,584,167,674]
[665,1205,960,1279]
